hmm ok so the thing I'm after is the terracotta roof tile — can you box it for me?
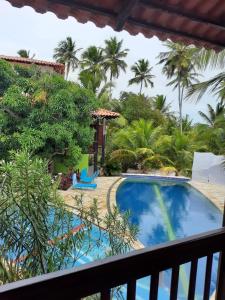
[0,55,65,74]
[5,0,225,50]
[92,109,120,119]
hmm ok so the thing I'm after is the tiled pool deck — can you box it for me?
[190,181,225,213]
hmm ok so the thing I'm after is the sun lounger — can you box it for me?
[72,174,97,190]
[80,168,99,183]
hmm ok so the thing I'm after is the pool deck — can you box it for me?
[189,181,225,213]
[60,176,122,219]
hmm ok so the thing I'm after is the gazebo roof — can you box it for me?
[92,109,120,119]
[6,0,225,50]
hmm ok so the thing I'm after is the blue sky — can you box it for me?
[0,0,221,122]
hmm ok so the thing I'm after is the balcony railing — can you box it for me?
[0,228,225,300]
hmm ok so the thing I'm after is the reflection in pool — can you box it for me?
[116,178,222,300]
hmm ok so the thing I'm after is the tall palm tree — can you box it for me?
[128,59,154,94]
[53,37,81,80]
[152,95,171,114]
[103,37,128,95]
[81,46,104,74]
[198,101,225,127]
[17,49,35,59]
[158,41,199,133]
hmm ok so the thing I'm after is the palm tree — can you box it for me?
[103,37,128,95]
[81,46,104,74]
[17,49,35,59]
[186,48,225,102]
[198,101,225,127]
[129,59,154,94]
[152,95,171,114]
[158,41,199,133]
[53,37,81,80]
[79,70,113,107]
[114,118,162,150]
[110,119,173,171]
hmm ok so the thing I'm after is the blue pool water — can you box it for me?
[116,178,222,300]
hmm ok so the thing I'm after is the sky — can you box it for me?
[0,0,221,122]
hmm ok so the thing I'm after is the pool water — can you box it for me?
[116,178,222,300]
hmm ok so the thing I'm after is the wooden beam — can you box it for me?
[115,0,139,31]
[140,0,225,32]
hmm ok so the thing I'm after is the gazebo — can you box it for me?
[2,1,225,300]
[91,108,120,171]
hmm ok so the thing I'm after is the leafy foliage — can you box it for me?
[0,69,97,170]
[0,151,138,284]
[0,59,16,96]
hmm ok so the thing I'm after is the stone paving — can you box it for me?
[189,181,225,212]
[60,176,121,219]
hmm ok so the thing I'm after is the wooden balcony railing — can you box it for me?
[1,228,225,300]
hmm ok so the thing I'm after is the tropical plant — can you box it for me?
[109,119,175,172]
[0,73,97,169]
[152,94,171,114]
[53,37,81,80]
[117,92,157,124]
[0,59,16,96]
[129,59,154,94]
[187,73,225,102]
[114,119,162,150]
[17,49,35,59]
[158,41,199,133]
[0,151,138,285]
[81,46,104,75]
[103,37,128,95]
[199,101,225,127]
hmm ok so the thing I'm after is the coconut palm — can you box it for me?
[186,48,225,102]
[103,37,128,95]
[17,49,35,59]
[53,37,81,80]
[81,46,104,74]
[113,119,162,150]
[129,59,154,94]
[152,95,171,114]
[158,41,199,133]
[199,101,225,127]
[187,73,225,102]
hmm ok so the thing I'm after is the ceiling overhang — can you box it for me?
[5,0,225,50]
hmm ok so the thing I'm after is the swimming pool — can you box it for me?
[116,178,222,300]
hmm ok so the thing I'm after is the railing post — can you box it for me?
[216,211,225,300]
[215,251,225,300]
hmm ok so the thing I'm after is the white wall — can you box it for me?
[192,152,225,186]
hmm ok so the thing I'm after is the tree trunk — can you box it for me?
[139,81,143,95]
[110,72,113,98]
[178,80,183,134]
[65,62,70,80]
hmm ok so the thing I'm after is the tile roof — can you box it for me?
[5,0,225,50]
[92,109,120,119]
[0,55,65,74]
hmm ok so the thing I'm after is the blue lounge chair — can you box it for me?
[80,168,99,183]
[72,174,97,190]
